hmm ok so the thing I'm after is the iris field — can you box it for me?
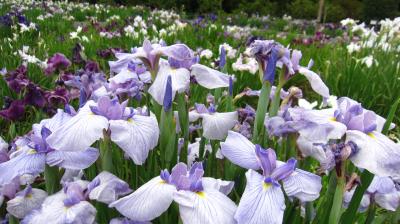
[0,0,399,223]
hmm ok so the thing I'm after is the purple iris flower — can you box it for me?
[46,96,159,165]
[219,46,226,69]
[45,53,71,76]
[22,180,96,224]
[344,176,400,212]
[24,84,46,108]
[189,103,238,140]
[221,131,322,224]
[4,65,29,93]
[0,99,25,121]
[110,162,237,223]
[0,109,99,186]
[163,75,172,111]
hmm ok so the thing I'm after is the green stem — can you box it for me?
[365,201,376,224]
[252,81,272,145]
[304,202,313,224]
[100,131,114,173]
[269,84,282,117]
[44,164,60,195]
[314,173,337,224]
[329,165,345,224]
[9,215,19,224]
[177,93,189,164]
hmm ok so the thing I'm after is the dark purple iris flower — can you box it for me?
[24,83,46,108]
[5,65,29,93]
[45,53,71,76]
[0,99,25,121]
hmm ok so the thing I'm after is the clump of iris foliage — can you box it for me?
[0,1,399,224]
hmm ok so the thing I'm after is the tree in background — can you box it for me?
[363,0,399,21]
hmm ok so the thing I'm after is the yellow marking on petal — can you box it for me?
[128,118,134,123]
[26,194,33,199]
[27,148,37,154]
[329,117,336,121]
[263,182,272,190]
[171,68,177,74]
[158,180,166,184]
[196,191,206,198]
[368,132,376,139]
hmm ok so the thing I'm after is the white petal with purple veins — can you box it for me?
[46,147,99,170]
[7,188,47,218]
[220,131,259,170]
[109,176,176,222]
[0,152,46,185]
[201,112,238,140]
[173,189,237,224]
[347,130,400,179]
[191,64,230,89]
[235,170,285,224]
[46,102,109,151]
[375,191,400,211]
[89,171,131,204]
[282,169,322,202]
[109,114,159,165]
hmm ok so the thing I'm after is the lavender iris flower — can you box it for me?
[270,96,400,179]
[22,180,96,224]
[189,103,238,140]
[248,40,329,98]
[221,131,322,224]
[46,96,159,165]
[87,171,132,204]
[344,176,400,212]
[110,162,237,223]
[0,109,99,185]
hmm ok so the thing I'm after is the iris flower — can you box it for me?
[110,162,237,223]
[221,131,322,224]
[0,109,99,185]
[343,176,400,212]
[46,96,159,165]
[189,103,238,140]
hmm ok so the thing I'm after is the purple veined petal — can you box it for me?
[109,176,177,222]
[109,68,139,84]
[219,46,226,69]
[190,64,230,89]
[61,169,83,184]
[367,176,396,194]
[33,109,72,134]
[201,111,238,140]
[296,136,327,163]
[0,152,46,185]
[235,169,285,224]
[194,103,209,114]
[255,146,276,176]
[342,189,370,212]
[374,191,400,211]
[88,171,132,204]
[201,177,234,195]
[148,61,190,106]
[109,114,159,165]
[173,188,237,224]
[188,111,202,122]
[220,131,259,170]
[0,177,20,199]
[169,163,188,187]
[46,147,99,170]
[151,44,194,61]
[108,53,139,74]
[271,158,296,181]
[6,187,47,218]
[288,108,347,142]
[347,130,400,179]
[110,217,152,224]
[298,67,330,98]
[46,101,109,151]
[282,169,322,202]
